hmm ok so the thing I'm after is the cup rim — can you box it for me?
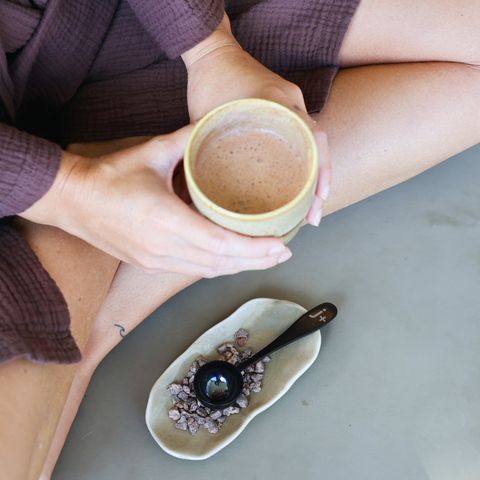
[184,98,319,221]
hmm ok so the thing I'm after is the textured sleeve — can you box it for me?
[0,123,62,217]
[127,0,224,59]
[0,224,81,364]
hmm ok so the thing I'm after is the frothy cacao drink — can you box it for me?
[194,128,308,215]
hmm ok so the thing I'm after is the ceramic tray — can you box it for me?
[145,298,321,460]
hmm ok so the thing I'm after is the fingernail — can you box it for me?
[313,209,322,227]
[269,245,285,255]
[322,185,330,202]
[278,250,292,263]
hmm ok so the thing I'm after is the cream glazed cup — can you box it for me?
[184,99,318,244]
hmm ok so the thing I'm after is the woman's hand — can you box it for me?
[182,14,331,225]
[19,126,291,277]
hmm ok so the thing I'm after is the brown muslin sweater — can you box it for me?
[0,0,360,364]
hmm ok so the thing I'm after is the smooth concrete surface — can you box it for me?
[53,143,480,480]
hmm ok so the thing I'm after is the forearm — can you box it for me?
[18,150,85,225]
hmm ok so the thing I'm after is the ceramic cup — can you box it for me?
[184,99,318,243]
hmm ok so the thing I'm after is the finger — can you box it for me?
[162,233,293,272]
[305,193,323,227]
[136,124,195,177]
[139,246,292,278]
[164,197,288,259]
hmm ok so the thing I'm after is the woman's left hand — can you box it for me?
[182,13,331,226]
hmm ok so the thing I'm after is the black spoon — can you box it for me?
[193,302,337,410]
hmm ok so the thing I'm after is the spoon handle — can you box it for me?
[236,302,337,372]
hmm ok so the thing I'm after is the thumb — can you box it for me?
[143,124,195,175]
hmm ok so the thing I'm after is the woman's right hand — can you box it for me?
[19,125,291,277]
[182,14,331,228]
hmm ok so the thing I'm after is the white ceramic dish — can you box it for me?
[145,298,321,460]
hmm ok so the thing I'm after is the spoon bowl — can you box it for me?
[194,361,244,409]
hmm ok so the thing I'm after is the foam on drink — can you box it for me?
[194,128,308,215]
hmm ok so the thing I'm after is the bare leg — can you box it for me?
[0,222,119,480]
[40,264,199,479]
[39,263,199,479]
[317,0,480,214]
[315,61,480,216]
[0,217,198,480]
[339,0,480,68]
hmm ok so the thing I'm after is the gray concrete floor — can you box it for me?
[53,143,480,480]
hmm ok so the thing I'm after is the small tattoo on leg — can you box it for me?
[114,324,125,338]
[293,105,300,111]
